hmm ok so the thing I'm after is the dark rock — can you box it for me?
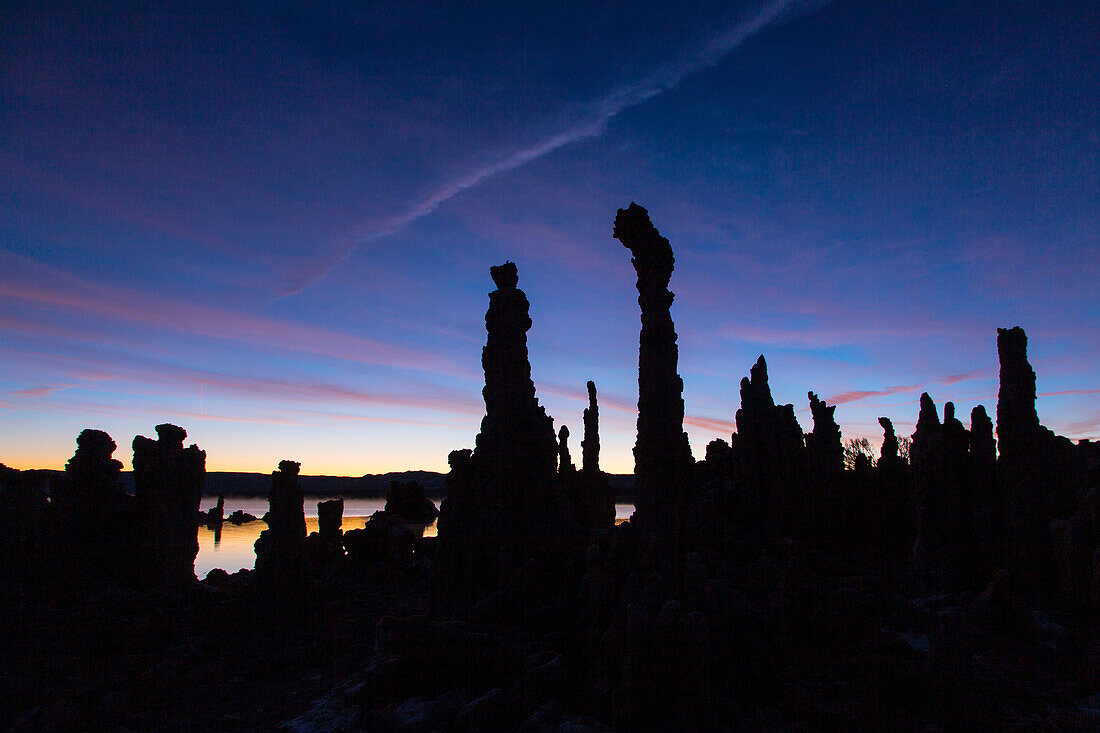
[879,417,901,468]
[876,416,914,561]
[308,498,345,566]
[910,395,983,593]
[384,481,439,523]
[805,391,843,542]
[202,567,230,585]
[613,203,693,548]
[969,405,1000,579]
[433,262,579,623]
[581,381,600,474]
[996,326,1084,599]
[343,511,415,565]
[733,356,807,535]
[205,495,224,526]
[0,465,50,583]
[911,394,950,593]
[571,382,614,531]
[318,497,343,536]
[132,423,206,592]
[54,429,126,528]
[225,510,258,525]
[806,391,843,482]
[50,429,130,586]
[253,460,307,605]
[557,425,575,476]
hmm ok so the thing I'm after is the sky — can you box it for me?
[1,0,1097,475]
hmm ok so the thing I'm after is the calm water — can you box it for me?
[195,497,635,579]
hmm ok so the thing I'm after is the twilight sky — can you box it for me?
[2,0,1097,474]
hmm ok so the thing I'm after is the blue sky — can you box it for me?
[1,0,1097,473]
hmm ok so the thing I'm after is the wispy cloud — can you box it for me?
[824,371,994,406]
[826,384,924,405]
[685,415,738,433]
[0,346,484,418]
[279,0,817,296]
[10,385,70,398]
[0,252,473,378]
[941,369,990,386]
[1038,388,1100,397]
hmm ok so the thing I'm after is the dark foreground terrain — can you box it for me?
[2,205,1099,730]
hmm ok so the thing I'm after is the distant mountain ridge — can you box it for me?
[195,470,450,498]
[180,470,635,499]
[17,467,635,500]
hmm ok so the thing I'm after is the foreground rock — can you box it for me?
[433,262,583,627]
[308,497,345,566]
[614,203,694,554]
[384,480,439,523]
[132,424,206,592]
[254,460,307,610]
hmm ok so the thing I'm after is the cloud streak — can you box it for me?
[0,252,474,379]
[0,346,485,418]
[826,384,924,406]
[825,371,993,406]
[280,0,814,296]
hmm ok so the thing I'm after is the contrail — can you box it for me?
[280,0,815,297]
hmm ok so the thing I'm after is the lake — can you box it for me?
[196,496,636,578]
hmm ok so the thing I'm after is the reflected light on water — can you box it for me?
[195,498,633,578]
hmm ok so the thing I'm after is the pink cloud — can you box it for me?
[10,385,69,398]
[827,383,924,405]
[539,381,638,414]
[940,369,990,386]
[685,415,737,433]
[0,252,472,378]
[540,380,738,436]
[1038,389,1100,397]
[0,347,485,417]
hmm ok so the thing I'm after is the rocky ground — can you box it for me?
[4,532,1097,731]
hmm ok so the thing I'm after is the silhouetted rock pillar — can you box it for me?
[807,391,844,479]
[0,466,49,583]
[474,262,560,504]
[943,403,978,586]
[911,394,949,592]
[318,498,343,537]
[208,495,225,525]
[806,391,843,541]
[969,406,996,485]
[996,327,1050,592]
[309,497,345,566]
[879,417,901,469]
[582,381,600,474]
[733,356,807,533]
[997,327,1040,477]
[969,405,999,578]
[558,425,575,475]
[434,263,575,622]
[254,460,307,605]
[56,429,125,530]
[614,203,693,544]
[132,424,206,592]
[267,460,306,539]
[877,417,912,560]
[385,481,439,523]
[573,381,614,530]
[53,429,128,585]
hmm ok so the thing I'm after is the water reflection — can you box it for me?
[195,497,633,579]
